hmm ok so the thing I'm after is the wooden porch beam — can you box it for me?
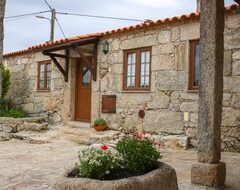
[44,52,68,58]
[43,50,69,82]
[49,55,68,81]
[234,0,240,4]
[93,42,98,81]
[72,45,97,81]
[65,49,69,82]
[78,48,94,54]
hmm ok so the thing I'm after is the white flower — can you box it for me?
[105,170,110,174]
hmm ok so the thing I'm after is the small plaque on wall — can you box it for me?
[102,95,116,113]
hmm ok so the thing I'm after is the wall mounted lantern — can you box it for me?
[102,41,109,54]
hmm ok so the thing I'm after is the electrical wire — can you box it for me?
[4,14,35,22]
[43,0,53,10]
[56,12,142,22]
[5,10,50,20]
[55,16,67,39]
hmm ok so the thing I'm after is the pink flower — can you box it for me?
[101,145,108,150]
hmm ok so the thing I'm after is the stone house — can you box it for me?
[3,4,240,152]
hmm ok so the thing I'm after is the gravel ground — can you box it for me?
[0,139,239,190]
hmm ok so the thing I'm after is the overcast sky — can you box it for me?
[4,0,236,53]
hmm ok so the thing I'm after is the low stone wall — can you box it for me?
[0,117,48,141]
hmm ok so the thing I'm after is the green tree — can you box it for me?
[0,0,6,98]
[1,64,10,97]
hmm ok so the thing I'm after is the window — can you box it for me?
[82,66,91,86]
[189,40,200,90]
[38,61,51,90]
[123,47,151,91]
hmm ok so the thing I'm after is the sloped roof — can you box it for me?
[4,4,239,58]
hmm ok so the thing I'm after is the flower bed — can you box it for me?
[55,162,178,190]
[55,135,178,190]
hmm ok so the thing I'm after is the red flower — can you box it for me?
[101,145,108,150]
[136,134,142,139]
[153,141,160,146]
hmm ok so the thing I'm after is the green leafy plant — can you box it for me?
[116,136,161,174]
[93,118,106,126]
[1,64,11,98]
[0,98,13,117]
[77,146,120,179]
[0,98,28,118]
[7,107,28,118]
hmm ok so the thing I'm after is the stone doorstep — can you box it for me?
[68,121,91,128]
[60,126,121,145]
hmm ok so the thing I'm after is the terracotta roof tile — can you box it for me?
[4,4,239,57]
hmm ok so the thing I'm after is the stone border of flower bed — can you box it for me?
[54,162,178,190]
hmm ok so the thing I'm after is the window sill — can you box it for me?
[187,90,199,93]
[122,91,150,93]
[36,89,51,92]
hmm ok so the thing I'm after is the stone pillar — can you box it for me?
[191,0,226,187]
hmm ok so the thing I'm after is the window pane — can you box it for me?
[145,76,149,86]
[127,77,131,87]
[127,54,132,63]
[139,51,150,88]
[146,63,149,72]
[46,64,51,72]
[40,80,44,88]
[140,76,145,87]
[82,67,91,86]
[132,53,136,63]
[40,64,44,72]
[194,44,200,86]
[46,80,51,89]
[132,65,135,75]
[131,77,135,87]
[141,52,145,63]
[126,53,136,88]
[146,51,150,62]
[141,64,145,75]
[127,65,132,75]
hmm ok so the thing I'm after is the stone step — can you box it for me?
[68,121,91,128]
[60,126,120,145]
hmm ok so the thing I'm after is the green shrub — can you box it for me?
[116,136,161,174]
[93,118,106,126]
[0,98,13,117]
[7,107,28,118]
[0,99,28,118]
[77,146,120,179]
[1,64,11,98]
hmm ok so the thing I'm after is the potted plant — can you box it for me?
[91,118,108,131]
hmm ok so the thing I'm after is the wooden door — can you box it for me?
[75,59,92,122]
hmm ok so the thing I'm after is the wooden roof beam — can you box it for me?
[234,0,240,4]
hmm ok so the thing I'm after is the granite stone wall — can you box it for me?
[3,13,240,152]
[3,51,76,124]
[93,13,240,152]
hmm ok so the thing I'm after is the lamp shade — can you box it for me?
[102,41,109,54]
